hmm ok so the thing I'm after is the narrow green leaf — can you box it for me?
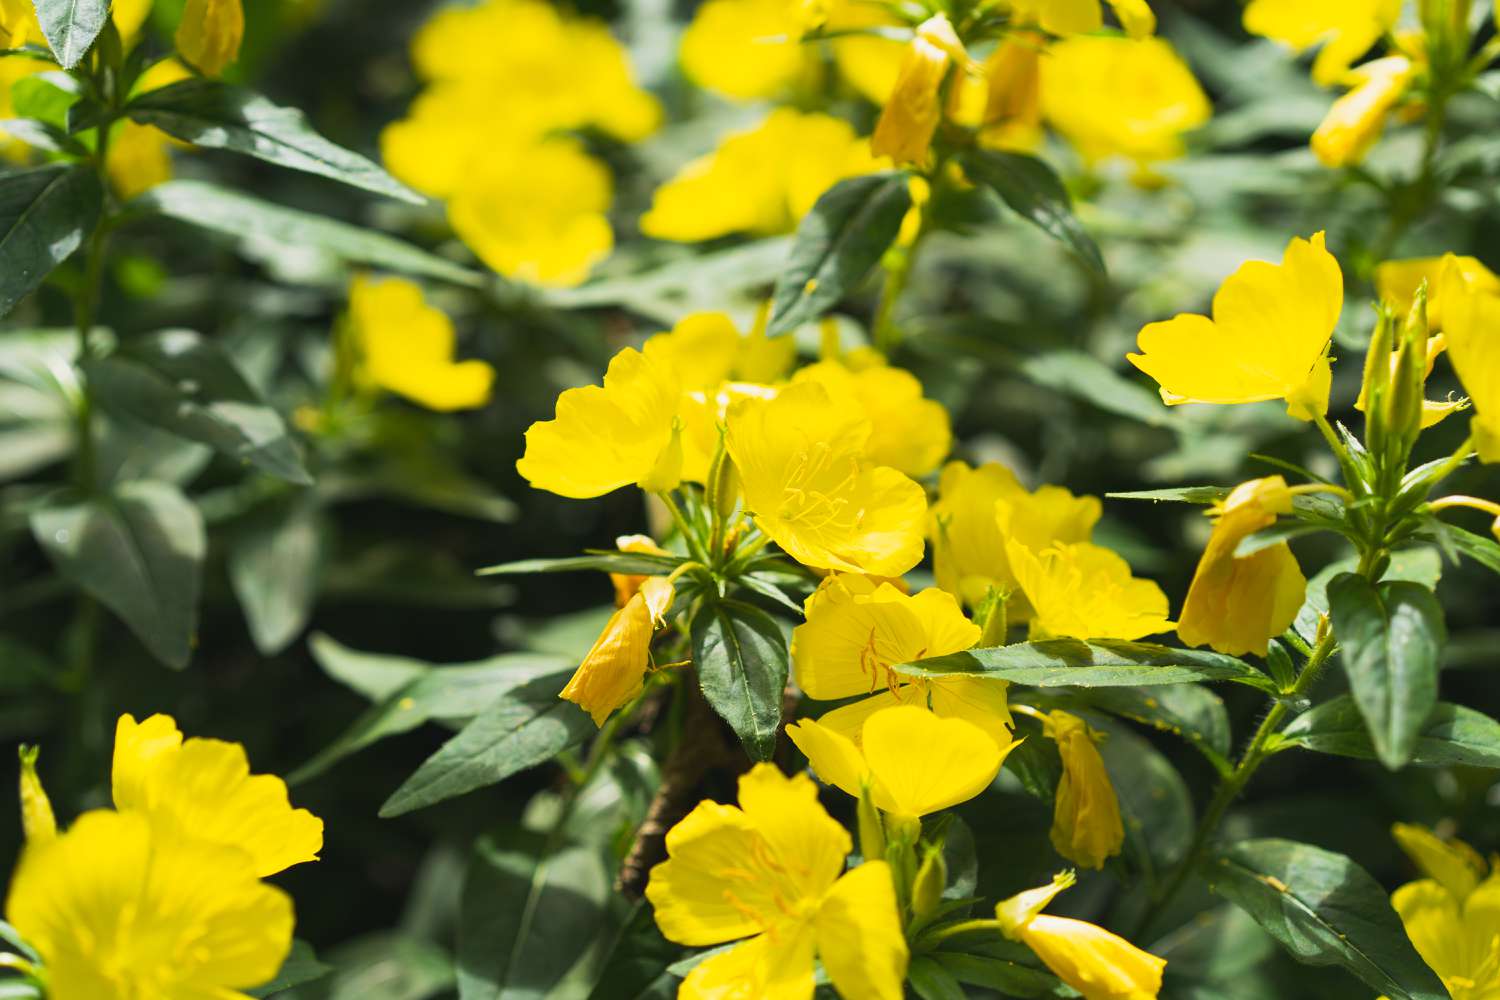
[932,939,1072,998]
[30,481,204,669]
[312,932,455,1000]
[585,903,685,1000]
[227,492,323,656]
[1277,695,1500,768]
[124,81,422,201]
[1423,522,1500,576]
[33,0,107,68]
[1107,487,1229,505]
[691,599,788,761]
[908,956,968,1000]
[248,940,332,998]
[0,117,86,155]
[1234,521,1334,559]
[961,148,1104,272]
[1024,683,1231,766]
[478,552,685,577]
[766,171,912,336]
[1203,838,1449,1000]
[1020,351,1173,428]
[895,640,1275,692]
[1328,574,1445,770]
[307,631,429,702]
[0,164,102,317]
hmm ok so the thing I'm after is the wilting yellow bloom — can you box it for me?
[1005,0,1156,37]
[792,358,952,477]
[177,0,245,76]
[1176,477,1307,657]
[872,14,966,165]
[518,346,685,498]
[1243,0,1401,86]
[647,764,908,1000]
[105,121,175,199]
[788,705,1014,818]
[7,810,294,1000]
[980,33,1044,152]
[997,873,1166,1000]
[1389,825,1500,1000]
[1043,711,1124,869]
[643,109,884,242]
[562,577,674,725]
[726,382,927,577]
[1008,541,1173,642]
[1311,56,1415,167]
[112,714,323,878]
[1130,232,1341,422]
[1438,255,1500,463]
[929,461,1102,611]
[348,276,494,412]
[1040,36,1210,177]
[1376,255,1500,332]
[18,747,54,844]
[609,534,672,608]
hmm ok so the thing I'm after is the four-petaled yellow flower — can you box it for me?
[1389,823,1500,1000]
[646,764,908,1000]
[350,276,496,413]
[1176,477,1307,657]
[562,576,675,725]
[1005,0,1156,38]
[1130,232,1342,422]
[1311,55,1415,168]
[1044,711,1125,870]
[1007,540,1174,642]
[1438,255,1500,463]
[792,357,952,477]
[1243,0,1401,86]
[177,0,245,77]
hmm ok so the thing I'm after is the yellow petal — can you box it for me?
[785,717,871,802]
[929,460,1027,604]
[926,675,1015,743]
[1109,0,1156,37]
[1243,0,1399,86]
[643,313,742,392]
[1046,712,1124,870]
[561,581,670,726]
[871,15,961,164]
[679,0,810,100]
[1021,914,1167,1000]
[350,275,495,412]
[679,929,817,1000]
[816,862,909,1000]
[736,764,850,906]
[176,0,245,76]
[1377,255,1500,333]
[794,362,952,477]
[1007,540,1173,642]
[1440,258,1500,464]
[112,712,184,811]
[1392,823,1486,902]
[1392,879,1469,990]
[609,535,671,608]
[861,705,1006,817]
[1311,56,1414,168]
[112,0,152,43]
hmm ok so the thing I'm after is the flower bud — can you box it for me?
[176,0,245,77]
[1385,284,1431,458]
[1357,305,1396,454]
[911,847,947,921]
[858,782,887,863]
[18,746,55,844]
[1043,711,1124,870]
[1311,57,1415,168]
[872,14,967,164]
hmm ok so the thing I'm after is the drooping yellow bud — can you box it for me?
[1385,284,1434,454]
[609,535,671,608]
[1043,712,1124,870]
[18,746,55,844]
[176,0,245,77]
[871,14,966,165]
[561,577,674,726]
[1311,56,1415,168]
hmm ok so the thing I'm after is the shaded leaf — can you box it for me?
[585,903,685,1000]
[228,491,323,656]
[301,933,454,1000]
[1277,695,1500,768]
[1295,547,1443,643]
[961,149,1104,272]
[692,599,788,761]
[908,956,967,1000]
[896,640,1275,692]
[478,552,685,577]
[1025,684,1231,769]
[0,164,101,317]
[248,940,332,998]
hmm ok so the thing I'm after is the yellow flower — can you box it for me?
[980,33,1044,152]
[1005,0,1156,37]
[871,14,966,165]
[609,534,671,608]
[112,713,324,877]
[106,121,175,200]
[679,0,814,99]
[788,705,1014,818]
[1176,477,1307,657]
[1007,541,1173,642]
[0,55,45,163]
[646,764,908,1000]
[1376,255,1500,332]
[6,810,294,1000]
[1043,711,1124,869]
[1311,56,1415,167]
[561,577,674,725]
[725,382,927,577]
[642,109,884,242]
[348,275,495,412]
[996,873,1167,1000]
[1355,320,1467,432]
[1039,36,1210,178]
[1392,823,1487,901]
[1388,826,1500,1000]
[1243,0,1401,86]
[791,357,952,477]
[1438,255,1500,463]
[518,345,684,498]
[1129,232,1342,422]
[177,0,245,77]
[112,0,153,43]
[0,0,40,47]
[642,309,796,391]
[18,747,54,844]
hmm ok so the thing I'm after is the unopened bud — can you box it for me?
[911,847,947,920]
[707,440,739,523]
[1385,284,1431,458]
[858,783,886,862]
[18,746,55,844]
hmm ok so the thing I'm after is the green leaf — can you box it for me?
[1098,717,1195,878]
[1108,487,1230,504]
[133,181,481,286]
[307,933,455,1000]
[1019,351,1173,428]
[83,329,311,484]
[123,81,421,201]
[12,72,80,127]
[933,940,1073,998]
[32,0,107,68]
[766,171,913,336]
[379,674,595,816]
[227,491,323,656]
[457,830,611,1000]
[1203,838,1449,1000]
[585,903,685,1000]
[248,940,332,998]
[961,148,1104,272]
[1327,574,1445,770]
[908,956,968,1000]
[1277,695,1500,768]
[1423,522,1500,576]
[307,630,428,701]
[0,164,102,317]
[31,481,204,669]
[1295,546,1442,643]
[895,640,1274,692]
[0,117,86,155]
[478,552,685,577]
[691,599,789,762]
[1025,684,1231,768]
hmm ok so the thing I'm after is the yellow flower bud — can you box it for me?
[1311,56,1415,168]
[176,0,245,77]
[561,577,674,726]
[18,746,55,844]
[872,14,967,165]
[911,846,946,920]
[1044,712,1124,870]
[1385,285,1433,455]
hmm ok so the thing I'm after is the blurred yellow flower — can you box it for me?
[725,382,927,577]
[1039,36,1210,178]
[1311,55,1415,167]
[562,576,674,725]
[1376,254,1500,332]
[643,109,884,242]
[1243,0,1401,86]
[643,309,796,391]
[1005,0,1156,37]
[1389,825,1500,1000]
[981,33,1044,152]
[1043,711,1124,869]
[1007,540,1173,642]
[1393,822,1486,900]
[177,0,245,77]
[0,0,41,47]
[1176,477,1307,657]
[0,55,45,163]
[872,14,967,165]
[1439,255,1500,462]
[349,275,495,412]
[112,0,153,42]
[106,121,174,199]
[6,809,294,1000]
[996,872,1166,1000]
[788,705,1015,818]
[1129,232,1342,422]
[646,764,908,1000]
[792,357,952,476]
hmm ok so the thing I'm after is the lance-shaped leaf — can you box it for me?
[32,0,107,68]
[1276,695,1500,768]
[961,148,1104,273]
[691,599,788,762]
[0,164,101,317]
[478,552,686,577]
[1295,547,1442,643]
[1020,683,1231,771]
[1203,838,1449,1000]
[247,940,331,998]
[895,640,1276,692]
[227,491,324,656]
[1327,574,1445,770]
[767,171,912,336]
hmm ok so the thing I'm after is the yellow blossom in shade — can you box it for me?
[518,346,684,498]
[1392,823,1487,901]
[1438,255,1500,463]
[996,873,1166,1000]
[562,577,674,726]
[646,764,908,1000]
[1129,232,1342,422]
[725,382,928,577]
[1044,711,1125,869]
[1393,877,1500,1000]
[105,121,175,200]
[981,33,1044,152]
[6,810,294,1000]
[18,747,54,844]
[348,276,495,412]
[1311,56,1415,168]
[1243,0,1401,86]
[1176,477,1307,657]
[787,705,1014,818]
[609,535,672,608]
[111,714,324,878]
[1005,0,1156,37]
[1007,541,1174,642]
[792,358,952,477]
[871,14,966,165]
[1039,37,1210,178]
[1376,255,1500,332]
[176,0,245,77]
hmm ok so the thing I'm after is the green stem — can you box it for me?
[657,491,709,566]
[919,917,1005,949]
[873,161,943,356]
